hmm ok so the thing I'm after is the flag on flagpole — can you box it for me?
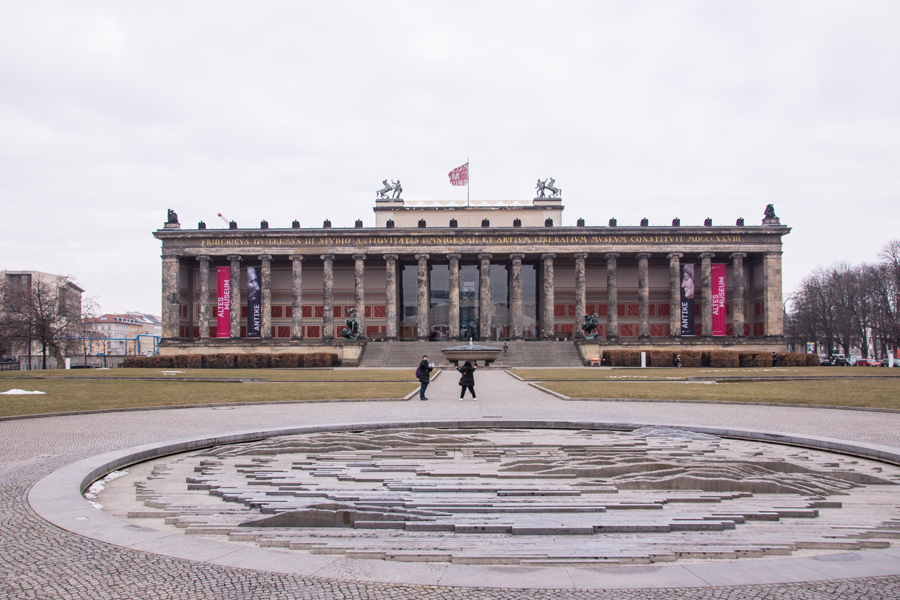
[448,162,468,186]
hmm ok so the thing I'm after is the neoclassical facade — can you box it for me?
[154,197,789,360]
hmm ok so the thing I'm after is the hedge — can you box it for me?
[595,350,820,368]
[122,353,339,369]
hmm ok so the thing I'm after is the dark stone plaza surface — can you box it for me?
[4,370,900,599]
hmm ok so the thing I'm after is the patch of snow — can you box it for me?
[1,389,46,395]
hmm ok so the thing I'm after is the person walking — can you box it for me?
[417,355,433,401]
[457,360,477,401]
[502,342,508,357]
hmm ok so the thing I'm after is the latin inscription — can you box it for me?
[198,234,744,248]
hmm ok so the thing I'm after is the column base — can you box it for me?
[638,335,651,342]
[291,336,304,341]
[510,336,523,341]
[669,335,681,341]
[606,335,618,341]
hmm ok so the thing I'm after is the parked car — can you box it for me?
[854,358,881,367]
[881,358,900,367]
[830,356,855,366]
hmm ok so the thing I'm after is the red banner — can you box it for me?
[711,263,726,336]
[216,267,230,337]
[448,162,468,186]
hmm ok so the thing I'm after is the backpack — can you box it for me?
[415,366,422,378]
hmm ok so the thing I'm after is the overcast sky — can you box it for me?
[2,1,898,315]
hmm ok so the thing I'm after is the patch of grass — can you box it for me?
[540,379,900,410]
[0,368,419,382]
[513,367,900,381]
[0,380,417,417]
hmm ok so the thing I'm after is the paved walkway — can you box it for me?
[4,370,900,599]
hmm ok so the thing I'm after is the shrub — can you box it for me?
[602,350,640,367]
[707,351,740,368]
[202,354,235,369]
[271,354,302,368]
[777,352,809,367]
[805,353,821,366]
[739,352,771,368]
[236,354,271,369]
[122,356,146,368]
[304,352,340,368]
[174,355,202,369]
[680,350,703,367]
[648,350,677,368]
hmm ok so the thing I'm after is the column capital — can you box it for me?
[320,253,335,261]
[635,252,651,260]
[666,252,683,260]
[573,252,588,260]
[447,253,461,261]
[509,253,524,261]
[415,253,430,261]
[478,253,492,261]
[729,252,747,259]
[383,253,398,261]
[352,253,367,261]
[226,254,242,262]
[699,252,715,260]
[257,254,273,262]
[765,250,783,257]
[196,255,211,263]
[541,252,556,261]
[289,254,304,262]
[604,252,620,260]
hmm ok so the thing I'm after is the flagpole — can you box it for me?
[467,156,470,206]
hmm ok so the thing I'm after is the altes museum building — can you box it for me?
[154,190,789,365]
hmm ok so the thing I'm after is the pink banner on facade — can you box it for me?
[711,263,726,336]
[216,267,230,337]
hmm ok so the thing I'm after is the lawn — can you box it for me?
[512,367,900,381]
[0,368,419,382]
[0,377,418,417]
[539,379,900,410]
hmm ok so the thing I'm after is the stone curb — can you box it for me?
[28,418,900,590]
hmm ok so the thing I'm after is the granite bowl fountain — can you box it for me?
[440,341,503,366]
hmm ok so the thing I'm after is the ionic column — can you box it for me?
[605,253,619,339]
[509,253,524,340]
[667,253,683,339]
[730,252,746,338]
[700,252,714,338]
[479,254,492,340]
[448,253,461,340]
[541,253,556,340]
[227,254,242,338]
[290,255,304,339]
[258,254,272,339]
[161,255,180,339]
[416,254,430,340]
[764,251,784,338]
[321,254,335,340]
[383,254,398,340]
[196,255,210,339]
[637,252,651,340]
[574,252,587,338]
[353,253,366,336]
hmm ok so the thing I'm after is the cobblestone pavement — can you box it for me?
[3,370,900,599]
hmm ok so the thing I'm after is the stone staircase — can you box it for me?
[359,340,583,368]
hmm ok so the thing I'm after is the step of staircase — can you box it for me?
[359,340,583,368]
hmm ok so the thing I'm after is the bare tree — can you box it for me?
[0,275,85,369]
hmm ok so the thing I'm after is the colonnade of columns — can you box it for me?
[166,251,778,342]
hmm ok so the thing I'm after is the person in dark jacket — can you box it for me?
[418,355,433,400]
[457,360,477,400]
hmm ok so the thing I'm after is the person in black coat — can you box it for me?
[418,355,433,400]
[457,360,477,400]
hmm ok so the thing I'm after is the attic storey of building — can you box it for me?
[155,226,788,258]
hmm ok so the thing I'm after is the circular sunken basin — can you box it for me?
[441,343,503,366]
[88,424,900,568]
